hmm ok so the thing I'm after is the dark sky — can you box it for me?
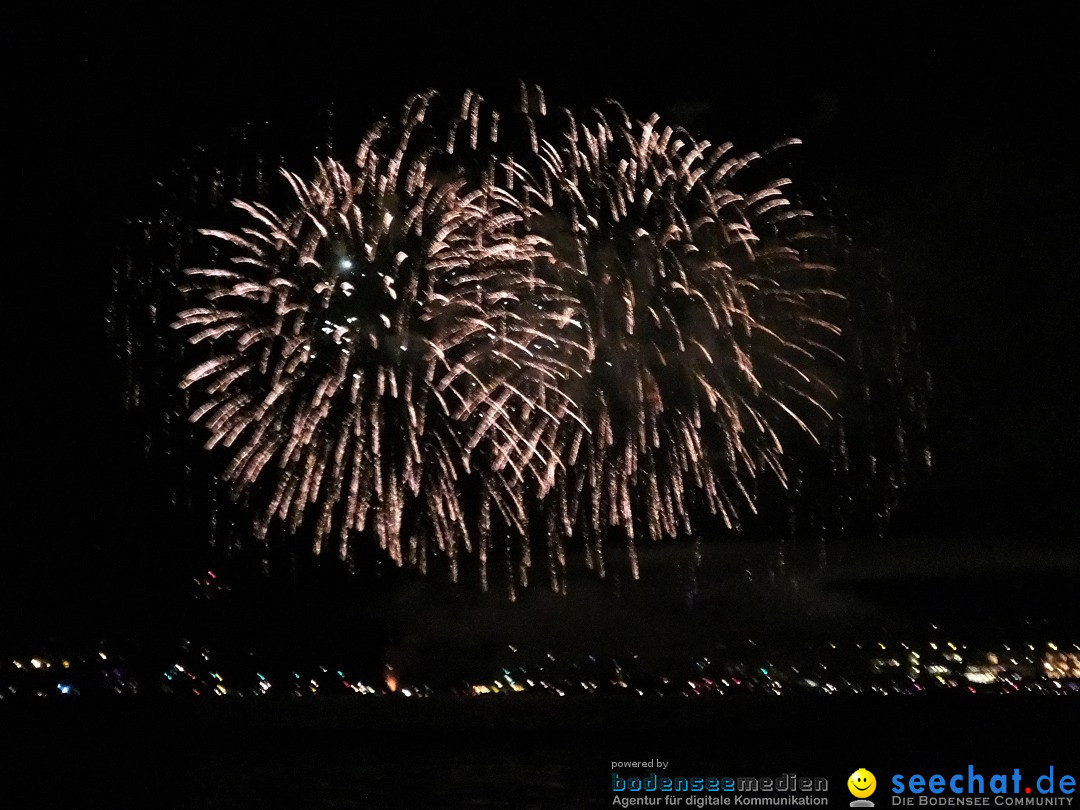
[5,7,1079,653]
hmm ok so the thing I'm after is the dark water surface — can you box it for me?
[3,695,1077,808]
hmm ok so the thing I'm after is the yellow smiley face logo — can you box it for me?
[848,768,877,798]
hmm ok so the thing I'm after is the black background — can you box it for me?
[5,6,1079,651]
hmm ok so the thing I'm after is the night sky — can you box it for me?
[6,7,1079,658]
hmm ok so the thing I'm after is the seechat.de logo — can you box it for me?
[849,768,878,808]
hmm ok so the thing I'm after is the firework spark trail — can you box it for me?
[130,86,926,594]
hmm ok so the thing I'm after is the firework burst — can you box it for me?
[489,88,843,585]
[174,93,586,586]
[115,86,922,594]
